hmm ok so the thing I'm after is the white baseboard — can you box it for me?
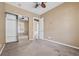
[0,44,5,55]
[44,39,79,49]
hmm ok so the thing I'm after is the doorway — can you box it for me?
[5,13,29,43]
[33,17,44,40]
[33,18,39,40]
[5,13,18,43]
[18,16,29,41]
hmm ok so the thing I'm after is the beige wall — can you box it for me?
[41,2,79,47]
[24,21,29,35]
[0,3,5,44]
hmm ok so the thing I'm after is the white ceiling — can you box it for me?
[7,2,64,15]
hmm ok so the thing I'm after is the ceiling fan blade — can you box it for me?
[41,2,46,8]
[35,2,39,8]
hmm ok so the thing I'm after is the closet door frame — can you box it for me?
[5,12,19,43]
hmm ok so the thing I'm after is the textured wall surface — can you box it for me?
[41,3,79,47]
[0,3,5,44]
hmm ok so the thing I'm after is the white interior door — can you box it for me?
[39,18,44,39]
[33,18,44,40]
[6,13,17,43]
[33,19,39,39]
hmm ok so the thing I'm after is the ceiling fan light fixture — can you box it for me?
[34,2,46,8]
[35,3,39,8]
[41,2,46,8]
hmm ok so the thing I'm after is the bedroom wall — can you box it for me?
[0,3,5,54]
[41,2,79,47]
[24,21,29,35]
[0,3,5,44]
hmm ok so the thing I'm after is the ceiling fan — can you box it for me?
[34,2,46,8]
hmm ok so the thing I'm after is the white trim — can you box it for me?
[33,17,40,40]
[0,44,5,55]
[44,39,79,49]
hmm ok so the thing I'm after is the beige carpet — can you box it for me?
[1,39,79,56]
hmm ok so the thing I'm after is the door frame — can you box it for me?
[33,17,40,40]
[39,17,44,40]
[5,12,19,43]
